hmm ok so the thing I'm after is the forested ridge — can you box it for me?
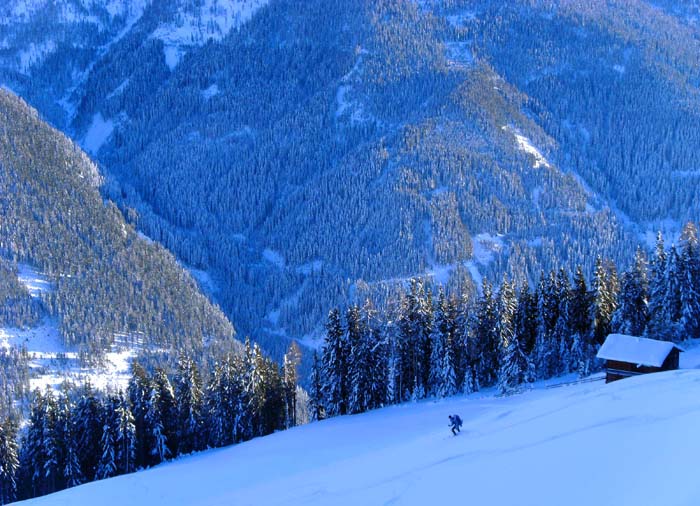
[0,89,234,377]
[8,0,697,352]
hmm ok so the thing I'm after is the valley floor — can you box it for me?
[17,343,700,506]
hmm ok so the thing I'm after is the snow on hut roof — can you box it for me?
[597,334,684,368]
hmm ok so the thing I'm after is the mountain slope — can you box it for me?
[0,88,234,356]
[2,0,699,351]
[16,368,700,505]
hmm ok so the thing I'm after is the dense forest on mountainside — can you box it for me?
[0,0,698,356]
[0,89,234,356]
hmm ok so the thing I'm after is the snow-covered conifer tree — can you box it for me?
[592,258,618,345]
[145,387,170,465]
[679,222,700,339]
[0,419,18,504]
[175,355,204,454]
[283,341,301,427]
[95,397,117,480]
[73,382,104,482]
[612,248,649,337]
[321,308,348,415]
[474,280,498,387]
[115,392,136,474]
[497,278,532,393]
[646,232,668,340]
[309,351,325,421]
[662,245,683,341]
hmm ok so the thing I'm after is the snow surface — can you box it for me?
[151,0,269,69]
[262,248,285,269]
[201,83,219,100]
[513,132,551,169]
[16,263,52,298]
[597,333,683,367]
[163,45,184,71]
[17,365,700,506]
[82,113,114,155]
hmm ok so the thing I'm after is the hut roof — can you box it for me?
[597,334,684,368]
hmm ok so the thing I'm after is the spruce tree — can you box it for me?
[612,248,649,337]
[128,363,151,468]
[153,369,177,457]
[430,289,457,398]
[321,309,348,415]
[555,269,574,374]
[95,396,118,480]
[146,385,170,466]
[73,382,103,482]
[283,341,301,427]
[663,245,683,341]
[175,355,204,454]
[455,292,477,393]
[570,266,594,377]
[346,305,369,414]
[592,258,618,345]
[646,232,669,340]
[0,419,18,505]
[115,392,136,474]
[55,390,81,489]
[309,351,325,421]
[679,222,700,339]
[397,279,433,401]
[498,278,532,393]
[514,280,537,357]
[473,280,498,387]
[534,271,560,379]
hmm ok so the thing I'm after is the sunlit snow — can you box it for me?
[19,352,700,506]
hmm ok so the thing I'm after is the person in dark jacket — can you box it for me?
[448,414,463,435]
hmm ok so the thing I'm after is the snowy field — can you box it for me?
[1,264,135,392]
[17,348,700,506]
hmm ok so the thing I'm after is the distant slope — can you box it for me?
[0,89,234,356]
[18,367,700,505]
[65,0,634,345]
[2,0,700,352]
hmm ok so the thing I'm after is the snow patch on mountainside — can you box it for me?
[509,128,552,169]
[201,83,219,100]
[262,248,285,269]
[163,46,184,71]
[17,41,56,73]
[151,0,269,68]
[17,263,53,298]
[1,320,137,392]
[2,264,135,392]
[83,112,114,154]
[472,232,504,266]
[19,364,700,506]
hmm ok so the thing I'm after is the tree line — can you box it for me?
[311,222,700,419]
[0,340,302,504]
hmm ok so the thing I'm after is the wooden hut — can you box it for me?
[596,334,684,383]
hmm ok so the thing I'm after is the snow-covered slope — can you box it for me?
[0,264,136,392]
[18,366,700,506]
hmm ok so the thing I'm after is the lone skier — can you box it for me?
[448,414,462,435]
